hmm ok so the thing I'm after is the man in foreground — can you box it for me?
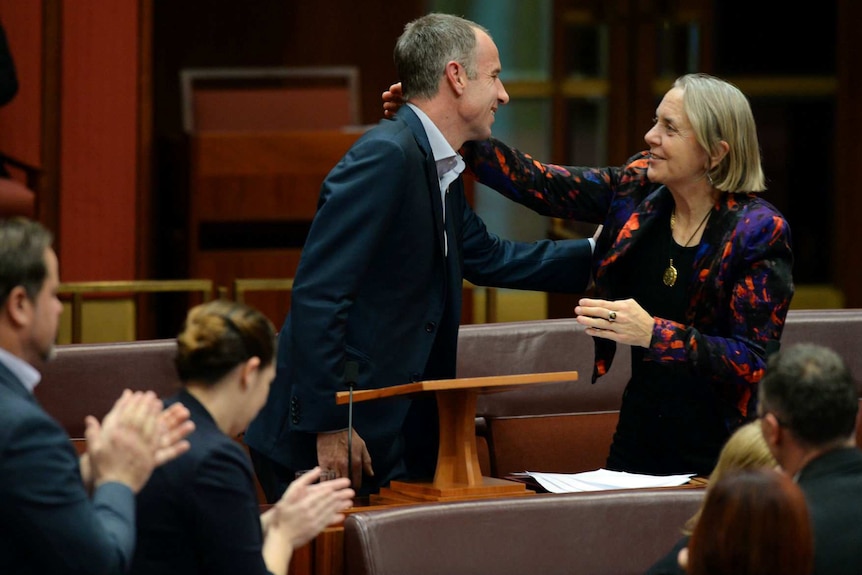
[0,217,194,575]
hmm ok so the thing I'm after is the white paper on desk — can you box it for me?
[527,468,695,494]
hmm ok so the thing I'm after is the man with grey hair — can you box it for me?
[758,342,862,575]
[245,13,593,498]
[0,217,193,575]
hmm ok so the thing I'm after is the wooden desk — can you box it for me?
[336,372,579,504]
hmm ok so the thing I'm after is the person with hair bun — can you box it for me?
[131,300,354,575]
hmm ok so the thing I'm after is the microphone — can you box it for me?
[343,360,359,486]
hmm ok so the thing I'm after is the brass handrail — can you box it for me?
[58,279,214,343]
[233,278,295,304]
[233,278,498,322]
[463,281,498,323]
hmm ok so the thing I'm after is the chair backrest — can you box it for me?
[180,66,361,134]
[344,488,704,575]
[458,318,630,416]
[35,339,181,439]
[457,310,862,476]
[457,318,629,475]
[780,308,862,386]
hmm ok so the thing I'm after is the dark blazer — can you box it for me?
[643,534,688,575]
[0,360,136,575]
[797,447,862,575]
[131,390,268,575]
[245,106,593,493]
[464,140,794,427]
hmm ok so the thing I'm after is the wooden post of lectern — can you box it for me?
[335,370,578,503]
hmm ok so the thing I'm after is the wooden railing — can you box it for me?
[57,278,499,343]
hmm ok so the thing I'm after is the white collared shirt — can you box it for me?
[407,103,465,256]
[0,346,41,393]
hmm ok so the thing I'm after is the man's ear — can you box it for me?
[444,60,466,95]
[4,286,32,328]
[760,413,782,448]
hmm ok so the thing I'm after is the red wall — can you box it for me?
[58,2,140,281]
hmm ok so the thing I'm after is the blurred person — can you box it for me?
[680,467,812,575]
[0,18,16,106]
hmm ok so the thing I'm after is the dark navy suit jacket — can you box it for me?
[131,391,269,575]
[798,447,862,575]
[244,105,592,494]
[0,360,136,575]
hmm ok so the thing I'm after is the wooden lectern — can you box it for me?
[335,370,578,503]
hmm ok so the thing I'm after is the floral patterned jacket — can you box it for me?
[463,139,794,423]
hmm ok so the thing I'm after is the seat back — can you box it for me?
[457,318,629,475]
[345,488,704,575]
[35,339,181,439]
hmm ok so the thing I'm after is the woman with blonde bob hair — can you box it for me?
[673,73,765,193]
[131,300,354,575]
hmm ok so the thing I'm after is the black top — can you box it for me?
[608,211,729,476]
[797,447,862,575]
[643,534,688,575]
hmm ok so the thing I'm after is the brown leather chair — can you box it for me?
[457,318,629,476]
[35,339,181,440]
[457,309,862,477]
[344,488,704,575]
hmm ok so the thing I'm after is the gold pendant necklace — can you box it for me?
[662,260,678,287]
[663,209,711,287]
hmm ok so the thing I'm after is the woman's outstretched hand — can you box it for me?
[382,82,404,118]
